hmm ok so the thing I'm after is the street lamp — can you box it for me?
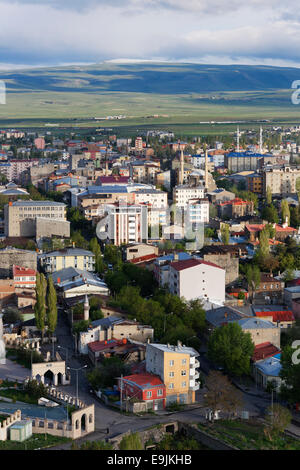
[57,345,68,364]
[67,365,88,406]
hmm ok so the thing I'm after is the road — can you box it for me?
[50,309,299,449]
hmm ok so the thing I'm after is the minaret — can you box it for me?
[205,148,209,189]
[179,148,184,185]
[83,295,90,322]
[237,126,240,153]
[259,126,263,154]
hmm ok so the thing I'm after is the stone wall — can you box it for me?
[35,218,70,240]
[178,422,238,450]
[0,248,37,278]
[203,253,239,286]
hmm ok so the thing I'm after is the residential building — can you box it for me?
[263,165,300,196]
[146,342,200,405]
[39,248,95,273]
[4,200,70,239]
[99,203,148,246]
[123,243,159,262]
[236,317,281,348]
[173,185,205,208]
[200,245,247,285]
[13,265,36,290]
[118,374,166,411]
[51,267,109,299]
[218,198,254,219]
[87,338,145,365]
[168,258,225,305]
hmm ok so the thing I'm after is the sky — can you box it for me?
[0,0,300,70]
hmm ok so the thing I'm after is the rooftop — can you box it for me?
[170,258,224,272]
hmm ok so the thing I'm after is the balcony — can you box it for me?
[189,384,200,392]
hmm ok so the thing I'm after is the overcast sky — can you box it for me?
[0,0,300,70]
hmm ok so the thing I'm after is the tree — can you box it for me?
[266,186,272,205]
[119,432,143,450]
[3,307,21,324]
[246,264,261,301]
[280,345,300,403]
[281,199,290,225]
[264,404,292,441]
[204,371,243,423]
[258,228,270,259]
[261,204,279,224]
[46,277,57,337]
[220,224,230,244]
[208,322,255,376]
[261,255,279,275]
[296,177,300,203]
[34,273,47,339]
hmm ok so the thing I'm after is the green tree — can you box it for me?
[46,277,57,337]
[264,404,292,441]
[34,273,47,339]
[119,432,143,450]
[204,371,243,422]
[258,228,270,259]
[261,204,279,224]
[246,264,261,301]
[281,199,290,225]
[208,322,255,376]
[220,224,230,244]
[280,345,300,403]
[266,186,272,205]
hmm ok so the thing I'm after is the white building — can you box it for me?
[168,258,225,304]
[173,185,205,209]
[186,198,209,225]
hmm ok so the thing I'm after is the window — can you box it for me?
[147,391,152,398]
[157,389,163,396]
[169,372,174,378]
[169,360,174,366]
[182,359,187,365]
[181,382,186,388]
[168,383,174,389]
[181,370,186,376]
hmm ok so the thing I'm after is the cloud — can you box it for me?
[0,0,299,68]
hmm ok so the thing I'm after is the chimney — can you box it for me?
[177,340,182,348]
[174,253,179,261]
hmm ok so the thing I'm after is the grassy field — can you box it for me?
[0,434,70,450]
[1,62,300,135]
[199,420,300,450]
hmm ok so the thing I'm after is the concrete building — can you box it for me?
[0,247,37,278]
[39,248,95,273]
[123,243,159,262]
[146,342,200,405]
[200,245,244,285]
[118,374,166,411]
[173,185,205,209]
[79,316,154,354]
[168,258,225,305]
[13,265,36,290]
[4,200,70,239]
[263,165,300,196]
[218,198,254,219]
[237,317,281,349]
[98,203,148,246]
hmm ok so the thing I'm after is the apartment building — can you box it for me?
[218,197,254,219]
[39,248,95,273]
[186,198,209,225]
[173,185,205,208]
[13,265,36,290]
[263,165,300,196]
[168,258,225,305]
[99,204,148,246]
[4,200,69,238]
[146,342,200,405]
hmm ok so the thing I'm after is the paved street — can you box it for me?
[48,309,300,449]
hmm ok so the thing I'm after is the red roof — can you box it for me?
[246,223,297,233]
[122,373,165,389]
[220,197,251,207]
[252,342,281,362]
[99,176,129,184]
[88,338,126,353]
[13,265,36,277]
[255,310,295,322]
[170,259,224,271]
[129,253,158,264]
